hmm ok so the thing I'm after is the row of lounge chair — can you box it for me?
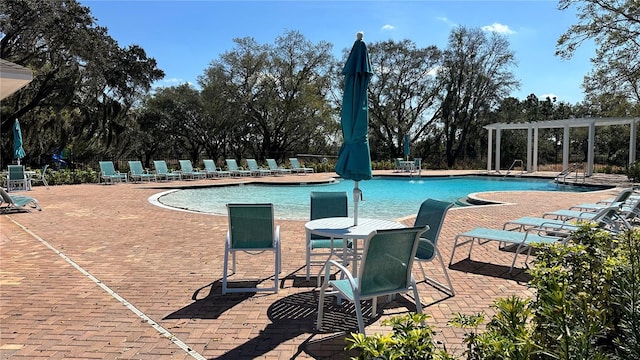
[98,158,314,184]
[450,187,638,274]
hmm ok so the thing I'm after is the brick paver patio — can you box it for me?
[0,170,630,359]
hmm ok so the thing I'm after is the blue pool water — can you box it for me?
[155,176,599,220]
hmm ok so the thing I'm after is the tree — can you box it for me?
[366,39,442,160]
[0,0,163,166]
[557,0,640,104]
[437,26,519,168]
[199,30,337,162]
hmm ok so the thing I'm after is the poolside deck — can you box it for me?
[0,170,633,359]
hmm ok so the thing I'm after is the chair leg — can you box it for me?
[222,245,230,294]
[354,297,366,335]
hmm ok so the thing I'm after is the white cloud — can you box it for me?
[162,77,185,84]
[381,24,395,31]
[436,16,456,26]
[481,22,516,34]
[539,93,558,101]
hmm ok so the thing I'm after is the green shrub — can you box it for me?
[627,160,640,182]
[345,313,453,360]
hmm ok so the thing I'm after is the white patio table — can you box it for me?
[305,217,409,277]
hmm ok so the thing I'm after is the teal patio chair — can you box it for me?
[316,226,428,334]
[153,160,181,181]
[29,164,49,189]
[98,161,127,184]
[7,165,29,192]
[203,159,230,178]
[223,203,281,294]
[307,191,349,281]
[246,159,272,176]
[128,161,156,182]
[178,160,207,180]
[0,187,40,213]
[289,158,313,174]
[225,159,252,177]
[412,198,455,296]
[266,158,292,176]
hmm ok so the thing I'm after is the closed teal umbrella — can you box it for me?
[335,32,373,225]
[404,134,410,161]
[13,119,26,165]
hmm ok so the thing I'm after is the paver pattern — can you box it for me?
[0,170,631,359]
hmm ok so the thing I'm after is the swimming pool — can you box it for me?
[153,176,600,220]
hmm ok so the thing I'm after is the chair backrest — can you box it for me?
[413,158,422,168]
[7,165,25,180]
[226,159,239,171]
[266,159,279,170]
[614,188,634,203]
[203,159,216,172]
[592,205,633,232]
[227,203,275,249]
[179,160,194,172]
[153,160,169,174]
[358,226,427,297]
[310,191,348,240]
[0,187,14,204]
[246,159,259,170]
[99,161,116,176]
[128,161,145,175]
[289,158,301,169]
[413,198,454,260]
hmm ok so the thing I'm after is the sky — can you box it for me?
[80,0,596,104]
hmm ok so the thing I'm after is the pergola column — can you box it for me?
[562,125,570,171]
[526,127,532,172]
[630,120,637,165]
[487,128,493,172]
[587,122,595,176]
[533,127,539,172]
[495,129,501,172]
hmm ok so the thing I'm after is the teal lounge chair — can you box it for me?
[307,191,349,281]
[450,227,564,274]
[289,158,313,174]
[246,159,272,176]
[178,160,207,180]
[153,160,181,181]
[225,159,252,177]
[568,187,634,211]
[316,226,428,334]
[0,187,40,213]
[266,158,292,176]
[128,161,156,182]
[222,203,281,294]
[99,161,127,184]
[412,198,455,296]
[203,159,230,178]
[7,165,30,191]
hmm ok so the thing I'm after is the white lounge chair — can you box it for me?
[0,188,40,213]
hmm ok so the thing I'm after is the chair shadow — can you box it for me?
[163,280,257,320]
[449,259,532,284]
[213,289,416,359]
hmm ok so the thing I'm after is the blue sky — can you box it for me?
[81,0,595,104]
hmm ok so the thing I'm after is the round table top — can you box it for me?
[305,217,405,239]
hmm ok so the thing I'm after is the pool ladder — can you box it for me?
[504,160,524,177]
[554,163,586,185]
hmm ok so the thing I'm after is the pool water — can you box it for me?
[155,176,599,220]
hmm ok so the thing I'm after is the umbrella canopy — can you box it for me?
[13,119,26,165]
[403,134,410,160]
[335,32,373,225]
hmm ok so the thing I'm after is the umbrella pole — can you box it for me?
[353,181,362,226]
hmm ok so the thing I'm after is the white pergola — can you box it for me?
[484,117,640,176]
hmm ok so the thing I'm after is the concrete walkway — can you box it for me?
[0,170,632,359]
